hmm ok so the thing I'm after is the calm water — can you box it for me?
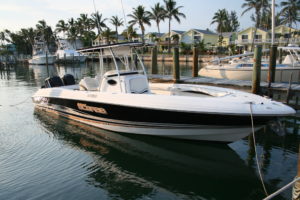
[0,62,299,200]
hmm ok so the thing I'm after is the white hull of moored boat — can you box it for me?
[35,104,258,143]
[29,55,56,65]
[199,67,300,82]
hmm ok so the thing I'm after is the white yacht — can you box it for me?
[56,39,86,63]
[199,47,300,82]
[29,40,56,65]
[32,43,295,143]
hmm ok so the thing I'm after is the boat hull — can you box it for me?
[56,55,86,63]
[33,98,270,143]
[199,67,300,82]
[29,55,56,65]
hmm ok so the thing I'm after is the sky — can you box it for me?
[0,0,274,34]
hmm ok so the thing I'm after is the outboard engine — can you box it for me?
[45,76,64,88]
[62,74,75,86]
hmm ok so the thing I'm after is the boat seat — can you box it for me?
[45,76,64,88]
[79,77,100,91]
[126,75,149,94]
[62,74,75,86]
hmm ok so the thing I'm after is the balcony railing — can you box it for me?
[235,38,300,45]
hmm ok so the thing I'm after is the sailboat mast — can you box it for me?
[271,0,275,45]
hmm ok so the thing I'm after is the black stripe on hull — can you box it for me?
[33,97,275,126]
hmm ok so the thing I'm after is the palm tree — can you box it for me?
[280,0,300,44]
[229,11,240,32]
[110,16,123,43]
[101,28,116,44]
[0,31,6,45]
[91,11,107,36]
[128,5,151,43]
[211,9,229,35]
[164,0,186,53]
[211,9,230,46]
[148,3,166,35]
[241,0,267,51]
[36,20,55,49]
[122,25,138,41]
[55,20,68,38]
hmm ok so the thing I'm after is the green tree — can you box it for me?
[229,11,240,32]
[164,0,186,53]
[280,0,300,44]
[101,28,116,44]
[148,3,166,35]
[122,25,138,41]
[128,5,151,43]
[110,16,123,43]
[241,0,268,51]
[55,20,68,38]
[91,11,107,36]
[36,20,55,50]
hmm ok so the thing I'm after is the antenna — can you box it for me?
[271,0,275,45]
[120,0,130,41]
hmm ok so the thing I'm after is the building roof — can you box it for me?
[193,29,217,35]
[145,32,165,37]
[172,30,185,35]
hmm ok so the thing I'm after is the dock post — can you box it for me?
[151,46,158,74]
[292,145,300,200]
[57,54,60,65]
[46,52,49,67]
[252,45,262,94]
[173,47,180,83]
[278,48,283,64]
[64,53,66,65]
[268,45,277,84]
[192,47,199,77]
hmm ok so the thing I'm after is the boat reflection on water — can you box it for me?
[34,108,268,200]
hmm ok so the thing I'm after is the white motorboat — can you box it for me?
[199,47,300,82]
[29,40,56,65]
[32,43,295,143]
[56,39,86,63]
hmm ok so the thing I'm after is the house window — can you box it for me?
[194,35,201,41]
[284,33,291,38]
[165,38,170,41]
[275,33,281,38]
[255,35,262,39]
[242,35,248,40]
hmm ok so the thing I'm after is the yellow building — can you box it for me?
[236,25,300,51]
[180,29,219,48]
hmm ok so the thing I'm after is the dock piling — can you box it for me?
[173,47,180,83]
[268,45,277,84]
[151,46,158,74]
[192,47,199,77]
[252,45,262,94]
[46,52,49,67]
[278,48,283,64]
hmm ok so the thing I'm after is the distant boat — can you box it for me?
[29,39,56,65]
[199,47,300,82]
[55,39,86,63]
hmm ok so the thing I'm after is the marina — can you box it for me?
[0,62,299,200]
[1,0,300,199]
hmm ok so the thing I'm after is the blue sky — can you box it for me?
[0,0,277,33]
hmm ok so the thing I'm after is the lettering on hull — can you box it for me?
[77,103,107,115]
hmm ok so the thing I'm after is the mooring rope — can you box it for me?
[263,177,300,200]
[8,96,31,107]
[249,102,269,197]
